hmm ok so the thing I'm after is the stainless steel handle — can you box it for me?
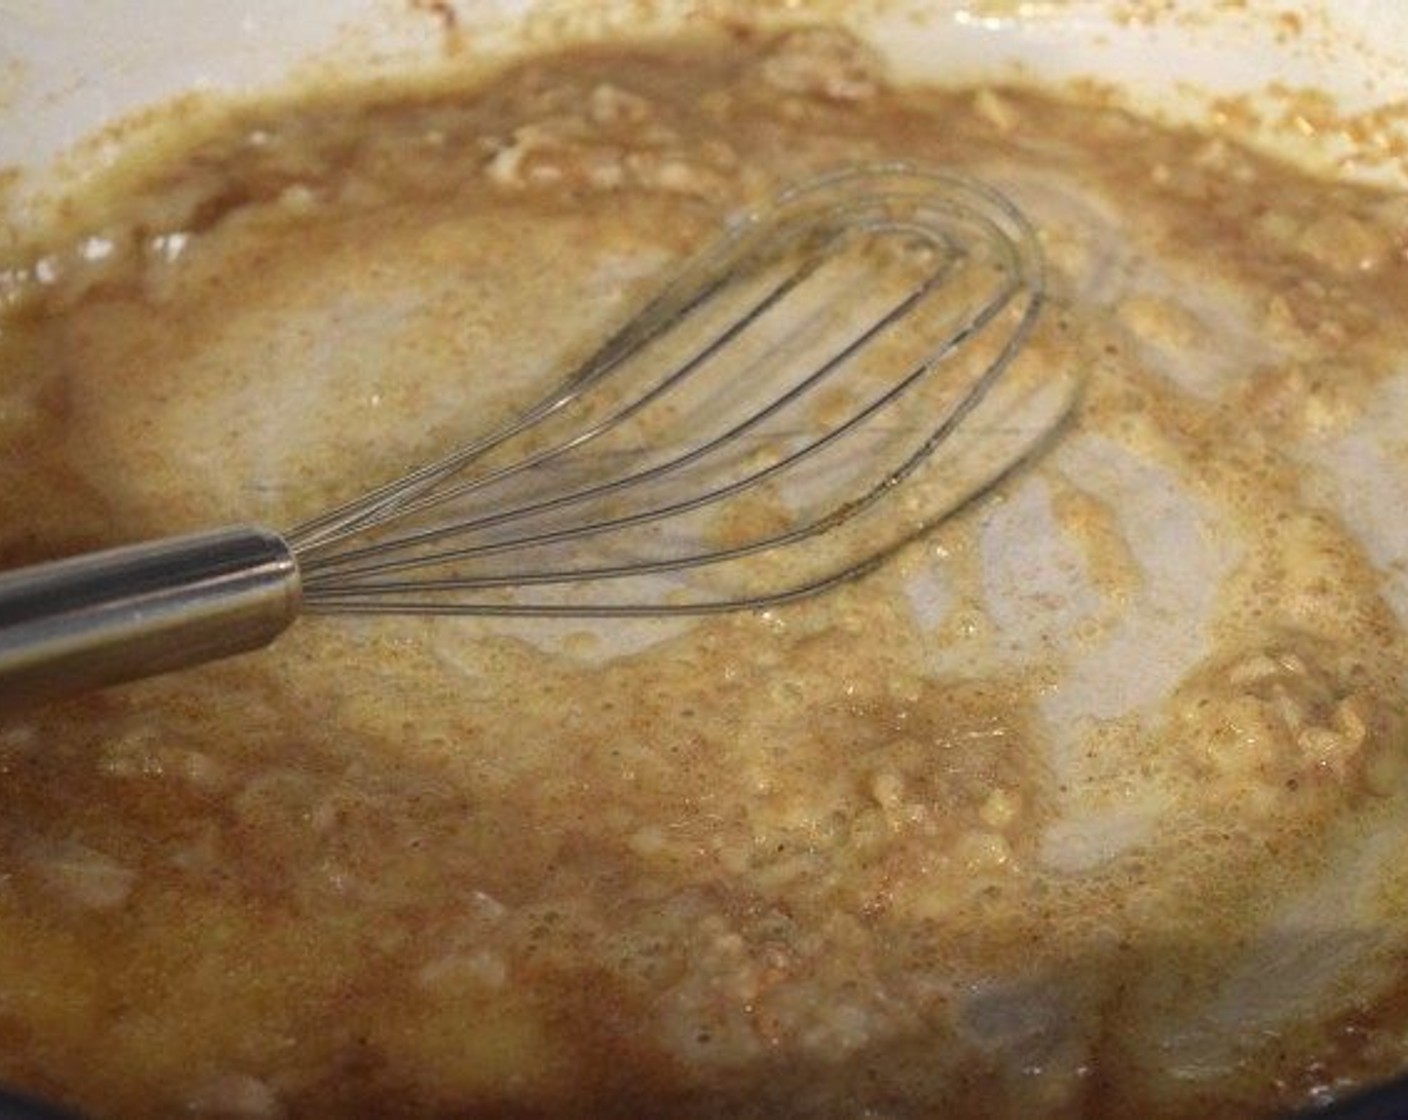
[0,526,301,705]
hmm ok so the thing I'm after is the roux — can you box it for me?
[1,26,1408,1120]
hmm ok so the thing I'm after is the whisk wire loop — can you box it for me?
[294,164,1054,616]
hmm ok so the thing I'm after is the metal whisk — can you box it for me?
[0,164,1058,702]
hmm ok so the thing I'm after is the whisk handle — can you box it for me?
[0,526,300,705]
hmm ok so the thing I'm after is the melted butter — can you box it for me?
[1,25,1408,1120]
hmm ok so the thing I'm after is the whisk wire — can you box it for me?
[293,164,1055,615]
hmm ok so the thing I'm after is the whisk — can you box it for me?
[0,164,1060,702]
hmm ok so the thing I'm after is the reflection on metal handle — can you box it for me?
[0,526,301,706]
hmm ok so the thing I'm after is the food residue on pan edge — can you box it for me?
[2,24,1408,1120]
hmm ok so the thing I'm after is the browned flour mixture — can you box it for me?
[2,26,1408,1120]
